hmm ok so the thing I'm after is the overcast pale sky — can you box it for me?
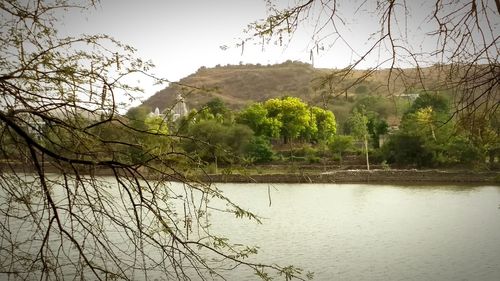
[58,0,436,105]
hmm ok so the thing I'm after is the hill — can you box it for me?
[141,61,452,125]
[144,61,319,110]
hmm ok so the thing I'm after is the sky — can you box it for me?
[56,0,446,107]
[59,0,302,103]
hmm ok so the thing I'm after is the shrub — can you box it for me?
[307,155,321,164]
[244,136,274,163]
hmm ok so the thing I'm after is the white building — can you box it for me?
[171,94,189,121]
[150,94,189,121]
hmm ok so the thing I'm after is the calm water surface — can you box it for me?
[210,183,500,281]
[2,178,499,280]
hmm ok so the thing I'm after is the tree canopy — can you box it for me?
[237,97,337,143]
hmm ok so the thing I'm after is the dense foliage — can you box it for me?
[133,91,498,170]
[381,92,497,168]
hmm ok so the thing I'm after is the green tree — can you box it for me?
[415,107,438,141]
[353,95,392,119]
[176,108,199,134]
[226,124,255,158]
[236,102,284,140]
[143,115,171,157]
[198,97,232,123]
[184,120,229,168]
[245,136,275,163]
[383,92,464,167]
[264,97,313,143]
[382,134,434,167]
[310,106,337,142]
[329,135,354,168]
[145,115,169,135]
[445,136,484,166]
[382,92,491,168]
[261,117,283,139]
[406,92,450,116]
[456,110,499,168]
[347,109,370,170]
[351,97,390,148]
[279,97,313,142]
[239,98,337,148]
[367,115,388,149]
[126,106,152,130]
[184,120,254,169]
[205,97,228,116]
[237,103,272,136]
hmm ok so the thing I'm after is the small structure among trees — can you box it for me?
[149,93,189,121]
[170,93,189,120]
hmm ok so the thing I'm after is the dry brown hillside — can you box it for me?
[142,61,461,116]
[144,61,321,111]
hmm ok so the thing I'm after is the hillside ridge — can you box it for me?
[142,61,446,116]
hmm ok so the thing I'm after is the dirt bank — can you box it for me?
[197,170,500,184]
[2,162,498,184]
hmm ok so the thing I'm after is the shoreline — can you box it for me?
[1,163,498,184]
[196,170,500,184]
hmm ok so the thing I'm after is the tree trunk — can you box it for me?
[364,135,370,170]
[215,155,218,174]
[430,124,436,141]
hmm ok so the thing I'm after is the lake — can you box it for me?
[1,178,499,280]
[209,183,500,281]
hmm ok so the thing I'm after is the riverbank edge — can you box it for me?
[195,170,500,184]
[1,163,498,184]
